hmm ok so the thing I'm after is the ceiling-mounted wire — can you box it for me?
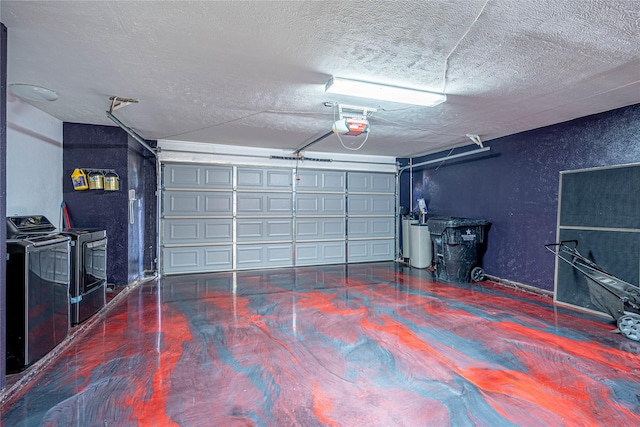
[337,130,370,151]
[161,108,334,140]
[374,115,459,137]
[441,0,490,95]
[434,148,455,172]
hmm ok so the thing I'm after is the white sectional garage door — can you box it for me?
[162,164,234,274]
[160,163,396,274]
[295,170,347,266]
[347,172,396,263]
[236,168,293,269]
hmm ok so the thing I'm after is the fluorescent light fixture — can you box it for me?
[325,76,445,107]
[9,83,58,102]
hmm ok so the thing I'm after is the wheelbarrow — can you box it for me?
[545,240,640,341]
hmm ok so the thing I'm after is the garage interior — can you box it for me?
[1,1,640,425]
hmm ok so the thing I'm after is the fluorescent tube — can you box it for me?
[325,76,445,107]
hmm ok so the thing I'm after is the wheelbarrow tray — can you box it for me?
[546,240,640,341]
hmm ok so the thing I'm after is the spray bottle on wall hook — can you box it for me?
[418,198,428,223]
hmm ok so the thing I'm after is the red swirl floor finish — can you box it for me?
[2,262,640,426]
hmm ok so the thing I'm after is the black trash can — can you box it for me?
[427,217,489,283]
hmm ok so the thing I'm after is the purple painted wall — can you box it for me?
[400,103,640,291]
[1,22,8,390]
[63,123,156,286]
[63,124,129,286]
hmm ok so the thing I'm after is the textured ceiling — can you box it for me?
[2,1,639,157]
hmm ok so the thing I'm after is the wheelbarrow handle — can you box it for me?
[544,240,578,250]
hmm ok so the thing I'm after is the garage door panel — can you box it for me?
[165,192,200,215]
[204,193,233,214]
[169,222,199,240]
[296,196,319,212]
[348,194,394,215]
[238,169,263,187]
[348,217,394,238]
[348,239,394,262]
[296,170,345,192]
[237,221,263,240]
[323,173,346,191]
[371,196,395,214]
[348,172,395,193]
[168,247,199,268]
[237,194,263,213]
[268,245,293,263]
[267,170,292,188]
[167,166,199,188]
[238,168,291,189]
[268,220,293,239]
[322,219,346,237]
[205,221,233,240]
[371,174,395,193]
[297,194,345,215]
[163,191,233,216]
[237,246,262,264]
[296,242,345,266]
[347,241,368,259]
[164,164,232,189]
[296,220,318,238]
[205,247,233,267]
[163,245,233,274]
[236,244,293,268]
[237,219,292,242]
[164,218,232,244]
[323,196,345,213]
[237,193,292,215]
[296,218,345,239]
[204,168,233,188]
[268,195,293,213]
[371,240,395,257]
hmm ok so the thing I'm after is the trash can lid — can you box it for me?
[426,216,489,235]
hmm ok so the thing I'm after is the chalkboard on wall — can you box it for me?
[555,163,640,315]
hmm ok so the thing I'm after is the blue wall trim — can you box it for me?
[402,103,640,290]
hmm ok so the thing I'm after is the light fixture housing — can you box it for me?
[9,83,58,102]
[325,76,445,107]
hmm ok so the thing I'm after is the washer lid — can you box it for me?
[6,215,56,237]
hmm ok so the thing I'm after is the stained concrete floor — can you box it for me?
[2,262,640,426]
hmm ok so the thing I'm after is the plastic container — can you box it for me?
[402,217,418,259]
[71,168,88,190]
[410,223,432,269]
[427,217,489,282]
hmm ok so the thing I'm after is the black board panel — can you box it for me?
[556,229,639,313]
[560,165,640,229]
[556,164,640,314]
